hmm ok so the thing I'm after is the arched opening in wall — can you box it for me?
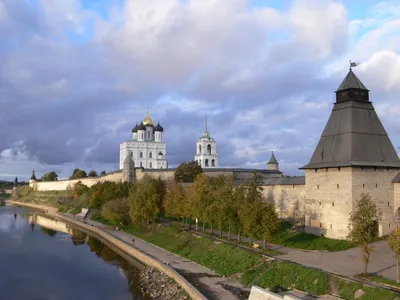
[140,152,143,158]
[205,159,209,167]
[150,162,152,168]
[147,131,150,139]
[207,144,211,155]
[130,151,133,157]
[149,152,152,158]
[198,145,202,155]
[211,159,215,167]
[142,133,144,140]
[140,162,143,168]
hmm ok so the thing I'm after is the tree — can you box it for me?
[88,170,98,177]
[164,181,187,221]
[260,201,280,249]
[100,171,107,176]
[101,198,131,225]
[348,193,381,274]
[187,173,213,232]
[129,175,163,226]
[73,181,89,200]
[175,161,203,183]
[70,169,87,179]
[238,173,265,246]
[388,228,400,283]
[41,171,58,181]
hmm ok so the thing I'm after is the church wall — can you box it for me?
[351,168,398,235]
[30,172,123,191]
[261,184,306,220]
[303,168,353,239]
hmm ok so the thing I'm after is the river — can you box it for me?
[0,205,149,300]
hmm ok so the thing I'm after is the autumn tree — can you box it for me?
[388,228,400,283]
[260,201,280,249]
[129,175,164,226]
[187,173,213,232]
[238,173,265,246]
[88,170,98,177]
[164,181,187,221]
[73,181,89,199]
[348,193,381,274]
[101,198,131,225]
[175,161,203,183]
[41,171,58,181]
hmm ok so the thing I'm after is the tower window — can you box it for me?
[211,159,215,167]
[140,162,142,167]
[149,152,152,158]
[363,184,365,188]
[147,131,150,139]
[337,184,339,189]
[376,184,378,188]
[149,162,152,168]
[198,145,202,155]
[388,201,390,206]
[332,202,334,207]
[130,151,133,157]
[205,159,209,167]
[207,144,211,155]
[140,152,143,158]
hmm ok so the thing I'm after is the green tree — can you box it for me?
[238,173,265,246]
[41,171,58,181]
[175,161,203,183]
[260,201,280,249]
[88,170,98,177]
[187,173,213,232]
[129,175,163,226]
[388,228,400,283]
[70,169,87,179]
[348,193,381,274]
[164,181,187,221]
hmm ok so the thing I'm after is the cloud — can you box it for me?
[0,0,399,181]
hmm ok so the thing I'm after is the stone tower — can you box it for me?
[301,67,400,239]
[267,152,279,171]
[123,154,135,183]
[194,117,218,168]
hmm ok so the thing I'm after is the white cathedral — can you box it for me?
[120,113,220,170]
[119,112,168,169]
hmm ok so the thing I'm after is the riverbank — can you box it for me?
[6,200,245,300]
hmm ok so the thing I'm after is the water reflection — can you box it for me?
[0,206,148,300]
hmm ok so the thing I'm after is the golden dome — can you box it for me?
[143,111,154,126]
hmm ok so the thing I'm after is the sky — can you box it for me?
[0,0,400,181]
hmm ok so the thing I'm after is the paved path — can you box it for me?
[190,226,398,282]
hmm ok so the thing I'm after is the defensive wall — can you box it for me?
[29,167,282,191]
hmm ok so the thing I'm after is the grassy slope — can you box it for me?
[271,222,355,251]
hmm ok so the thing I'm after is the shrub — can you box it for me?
[101,198,131,225]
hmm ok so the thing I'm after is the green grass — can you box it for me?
[271,222,355,251]
[356,274,400,289]
[242,261,329,295]
[69,206,82,215]
[334,277,399,300]
[124,223,261,276]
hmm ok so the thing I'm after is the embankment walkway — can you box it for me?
[6,201,248,300]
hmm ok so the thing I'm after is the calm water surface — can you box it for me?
[0,205,148,300]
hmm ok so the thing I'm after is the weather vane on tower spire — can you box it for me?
[349,60,359,70]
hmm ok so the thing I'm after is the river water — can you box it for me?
[0,205,148,300]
